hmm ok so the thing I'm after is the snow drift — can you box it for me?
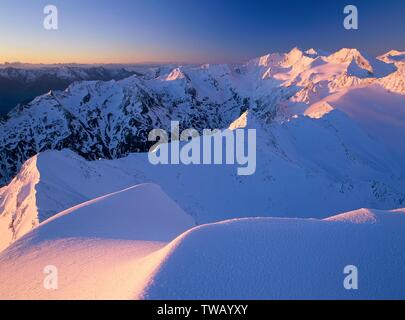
[143,209,405,300]
[0,195,404,299]
[0,183,195,300]
[0,150,146,251]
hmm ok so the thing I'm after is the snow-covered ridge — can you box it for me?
[378,50,405,63]
[1,181,404,299]
[0,183,195,299]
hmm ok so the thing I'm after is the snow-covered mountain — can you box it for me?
[378,50,405,63]
[1,48,404,187]
[0,63,139,81]
[0,48,405,299]
[0,64,148,117]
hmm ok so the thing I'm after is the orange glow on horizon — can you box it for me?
[0,46,191,65]
[0,52,172,65]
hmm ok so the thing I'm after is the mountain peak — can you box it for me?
[305,48,330,57]
[384,49,404,56]
[253,53,284,67]
[327,48,369,63]
[165,67,187,81]
[285,47,304,63]
[378,50,405,63]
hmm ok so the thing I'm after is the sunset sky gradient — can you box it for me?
[0,0,404,64]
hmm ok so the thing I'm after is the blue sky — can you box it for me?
[0,0,404,63]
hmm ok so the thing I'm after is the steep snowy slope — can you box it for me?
[0,156,40,253]
[378,50,405,63]
[326,48,396,78]
[0,149,148,251]
[0,183,195,300]
[304,84,405,157]
[0,198,404,299]
[33,183,195,242]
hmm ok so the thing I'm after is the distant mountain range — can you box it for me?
[0,63,173,116]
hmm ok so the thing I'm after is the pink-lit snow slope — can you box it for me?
[1,187,404,300]
[0,183,195,300]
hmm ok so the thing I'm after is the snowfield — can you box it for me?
[143,211,405,300]
[0,47,405,299]
[0,184,404,299]
[0,183,195,299]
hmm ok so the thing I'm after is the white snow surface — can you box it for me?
[0,183,194,299]
[143,211,405,300]
[0,189,404,299]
